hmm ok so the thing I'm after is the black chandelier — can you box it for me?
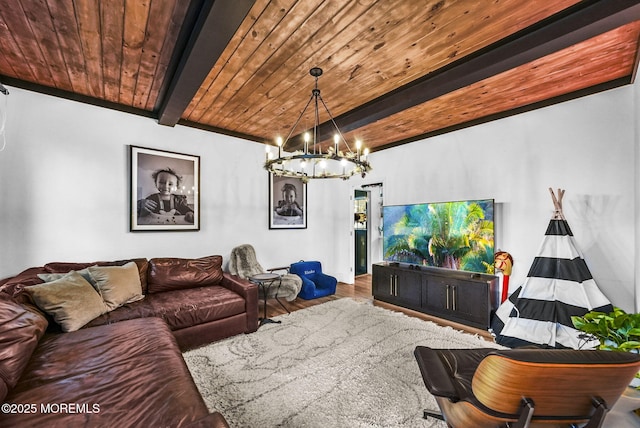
[264,67,372,182]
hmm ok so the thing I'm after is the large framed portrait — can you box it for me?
[130,145,200,231]
[269,174,307,229]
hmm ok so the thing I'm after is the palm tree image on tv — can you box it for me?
[383,200,494,274]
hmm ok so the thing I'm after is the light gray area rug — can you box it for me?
[184,298,503,427]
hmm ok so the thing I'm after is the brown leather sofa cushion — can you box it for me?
[0,297,48,402]
[1,318,213,426]
[0,267,49,300]
[84,285,245,331]
[147,255,223,293]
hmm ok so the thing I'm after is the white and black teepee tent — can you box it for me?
[491,188,613,349]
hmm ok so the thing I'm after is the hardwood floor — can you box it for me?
[264,274,494,340]
[263,274,373,317]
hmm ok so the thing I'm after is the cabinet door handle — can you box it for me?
[393,275,398,296]
[446,284,450,309]
[389,276,393,295]
[452,285,457,311]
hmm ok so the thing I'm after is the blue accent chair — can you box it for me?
[289,261,337,300]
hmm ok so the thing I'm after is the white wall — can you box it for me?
[0,87,342,278]
[0,83,637,312]
[347,84,637,311]
[635,75,640,311]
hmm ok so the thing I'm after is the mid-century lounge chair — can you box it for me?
[414,346,640,428]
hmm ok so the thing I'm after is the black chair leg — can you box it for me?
[423,409,445,421]
[582,397,609,428]
[508,398,534,428]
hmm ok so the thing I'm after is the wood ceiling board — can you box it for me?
[46,0,93,95]
[76,0,106,99]
[17,1,73,91]
[182,0,303,125]
[188,0,359,129]
[343,23,640,151]
[157,0,256,126]
[0,2,58,87]
[302,0,640,149]
[190,0,580,142]
[181,0,271,123]
[119,1,151,106]
[197,0,399,131]
[0,12,37,82]
[99,0,125,102]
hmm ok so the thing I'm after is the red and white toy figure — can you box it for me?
[494,251,513,303]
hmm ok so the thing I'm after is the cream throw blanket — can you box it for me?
[228,244,302,301]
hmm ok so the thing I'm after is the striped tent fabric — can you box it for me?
[491,190,613,349]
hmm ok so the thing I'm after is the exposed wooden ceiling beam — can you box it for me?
[303,0,640,149]
[157,0,255,126]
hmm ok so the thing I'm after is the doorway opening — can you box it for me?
[354,190,368,276]
[352,182,383,279]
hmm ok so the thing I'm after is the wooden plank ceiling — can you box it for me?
[0,0,639,153]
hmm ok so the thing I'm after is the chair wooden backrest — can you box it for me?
[472,349,640,419]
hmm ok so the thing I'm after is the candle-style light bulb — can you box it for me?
[355,139,362,160]
[341,157,347,175]
[303,132,310,154]
[265,145,271,162]
[333,134,339,153]
[276,136,283,157]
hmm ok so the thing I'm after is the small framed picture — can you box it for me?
[130,145,200,231]
[269,174,307,229]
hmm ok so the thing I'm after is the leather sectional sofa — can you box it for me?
[0,255,259,427]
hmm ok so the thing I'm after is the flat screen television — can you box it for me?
[382,199,494,274]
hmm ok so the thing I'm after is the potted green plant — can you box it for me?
[572,307,640,388]
[572,307,640,352]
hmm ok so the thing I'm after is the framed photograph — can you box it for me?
[269,174,307,229]
[130,145,200,231]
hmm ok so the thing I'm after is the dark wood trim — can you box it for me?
[157,0,256,127]
[177,118,266,143]
[296,0,640,149]
[374,77,632,152]
[0,75,155,119]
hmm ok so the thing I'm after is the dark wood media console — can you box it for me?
[372,262,499,330]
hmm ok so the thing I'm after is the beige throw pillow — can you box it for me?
[26,271,108,332]
[88,262,144,311]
